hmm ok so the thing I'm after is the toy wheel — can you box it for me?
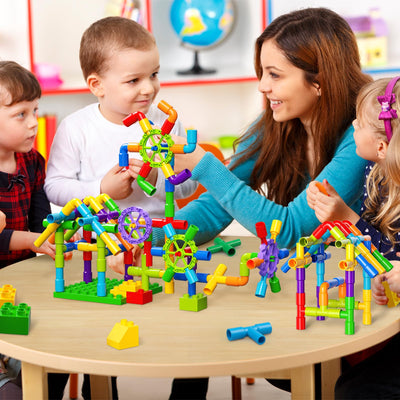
[139,129,174,167]
[162,234,198,273]
[118,206,152,244]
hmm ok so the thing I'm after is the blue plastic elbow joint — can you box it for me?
[183,129,197,153]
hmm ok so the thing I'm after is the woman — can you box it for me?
[165,7,371,400]
[156,7,371,251]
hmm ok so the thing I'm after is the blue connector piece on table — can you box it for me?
[226,322,272,345]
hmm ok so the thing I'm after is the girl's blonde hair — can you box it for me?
[358,78,400,245]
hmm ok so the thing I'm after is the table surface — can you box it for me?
[0,236,399,379]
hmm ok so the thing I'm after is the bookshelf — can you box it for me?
[0,0,264,142]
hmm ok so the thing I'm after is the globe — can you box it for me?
[170,0,235,75]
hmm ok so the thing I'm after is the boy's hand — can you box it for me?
[372,273,388,305]
[31,235,57,259]
[107,252,125,274]
[309,179,359,224]
[0,211,6,233]
[101,164,135,199]
[107,245,143,274]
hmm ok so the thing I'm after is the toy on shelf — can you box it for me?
[227,322,272,345]
[345,8,388,68]
[283,220,393,335]
[206,237,241,256]
[246,221,289,298]
[119,100,197,196]
[107,319,139,349]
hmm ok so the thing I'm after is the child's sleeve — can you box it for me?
[44,118,101,206]
[29,154,51,233]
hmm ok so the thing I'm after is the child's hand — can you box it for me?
[101,164,135,199]
[310,179,360,224]
[0,211,6,233]
[128,159,158,186]
[31,235,57,259]
[107,245,143,274]
[306,181,320,210]
[372,273,388,305]
[384,261,400,295]
[107,252,125,274]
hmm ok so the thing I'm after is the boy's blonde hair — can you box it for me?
[0,61,41,106]
[79,16,156,80]
[357,78,400,246]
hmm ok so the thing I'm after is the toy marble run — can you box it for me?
[119,100,197,196]
[282,220,394,335]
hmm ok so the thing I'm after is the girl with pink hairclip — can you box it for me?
[307,76,400,399]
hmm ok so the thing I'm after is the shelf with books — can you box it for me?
[33,114,57,163]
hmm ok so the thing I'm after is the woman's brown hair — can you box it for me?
[230,8,371,205]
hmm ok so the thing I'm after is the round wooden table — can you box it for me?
[0,236,399,399]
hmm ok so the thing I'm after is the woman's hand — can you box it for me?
[170,133,207,172]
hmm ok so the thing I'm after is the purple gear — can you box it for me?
[257,239,279,278]
[118,206,152,244]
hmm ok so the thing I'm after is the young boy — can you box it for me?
[0,61,57,268]
[44,17,197,399]
[0,60,70,400]
[44,16,197,217]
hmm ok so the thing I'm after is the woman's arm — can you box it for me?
[154,126,367,249]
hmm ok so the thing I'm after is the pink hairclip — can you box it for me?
[377,76,400,141]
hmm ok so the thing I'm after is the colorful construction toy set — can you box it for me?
[282,220,396,335]
[33,102,288,315]
[28,102,399,344]
[0,285,30,335]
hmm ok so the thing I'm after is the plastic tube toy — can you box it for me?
[289,220,394,334]
[246,220,288,298]
[119,100,197,195]
[206,237,241,256]
[226,322,272,345]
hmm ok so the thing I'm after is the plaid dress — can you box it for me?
[0,149,50,268]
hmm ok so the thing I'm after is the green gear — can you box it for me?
[139,129,174,167]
